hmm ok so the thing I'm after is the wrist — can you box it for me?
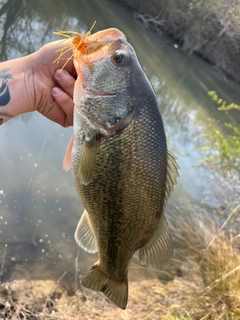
[29,46,57,117]
[0,55,35,119]
[19,54,36,114]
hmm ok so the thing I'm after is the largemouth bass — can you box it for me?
[63,28,179,309]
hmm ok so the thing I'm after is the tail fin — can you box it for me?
[81,263,128,309]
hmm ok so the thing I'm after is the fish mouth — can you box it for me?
[74,28,126,71]
[81,81,119,98]
[73,55,121,107]
[82,28,126,58]
[74,28,127,96]
[73,28,131,132]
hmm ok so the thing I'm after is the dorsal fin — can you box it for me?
[138,150,179,267]
[164,150,179,207]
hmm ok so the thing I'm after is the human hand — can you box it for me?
[29,40,75,127]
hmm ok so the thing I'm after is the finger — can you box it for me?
[52,87,74,127]
[55,69,75,98]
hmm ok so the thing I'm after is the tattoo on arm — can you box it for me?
[0,68,13,106]
[0,69,14,125]
[0,112,12,125]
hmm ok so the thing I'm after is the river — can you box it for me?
[0,0,239,287]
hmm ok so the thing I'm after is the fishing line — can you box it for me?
[14,122,53,223]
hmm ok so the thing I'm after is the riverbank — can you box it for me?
[119,0,240,83]
[1,198,240,319]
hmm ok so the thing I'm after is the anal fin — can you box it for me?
[139,214,173,267]
[74,209,98,253]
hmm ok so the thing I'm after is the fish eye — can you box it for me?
[112,51,127,64]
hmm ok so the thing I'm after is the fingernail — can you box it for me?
[52,87,62,95]
[55,69,67,78]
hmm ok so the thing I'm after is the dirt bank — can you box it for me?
[119,0,240,83]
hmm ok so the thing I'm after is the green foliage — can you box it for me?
[208,91,240,111]
[201,92,240,178]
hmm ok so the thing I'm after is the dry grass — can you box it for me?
[0,203,239,319]
[167,203,240,319]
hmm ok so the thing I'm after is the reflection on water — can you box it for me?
[0,0,240,288]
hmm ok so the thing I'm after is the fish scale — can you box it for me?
[75,102,168,297]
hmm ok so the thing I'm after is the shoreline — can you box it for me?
[119,0,240,83]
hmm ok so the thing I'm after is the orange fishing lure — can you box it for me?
[53,21,97,70]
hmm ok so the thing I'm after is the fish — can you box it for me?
[62,27,179,309]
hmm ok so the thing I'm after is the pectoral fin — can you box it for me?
[139,214,173,267]
[78,132,97,185]
[62,136,73,171]
[74,209,98,253]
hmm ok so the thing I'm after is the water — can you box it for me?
[0,0,240,286]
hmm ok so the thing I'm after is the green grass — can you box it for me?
[200,91,240,179]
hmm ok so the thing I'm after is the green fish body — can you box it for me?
[63,30,179,309]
